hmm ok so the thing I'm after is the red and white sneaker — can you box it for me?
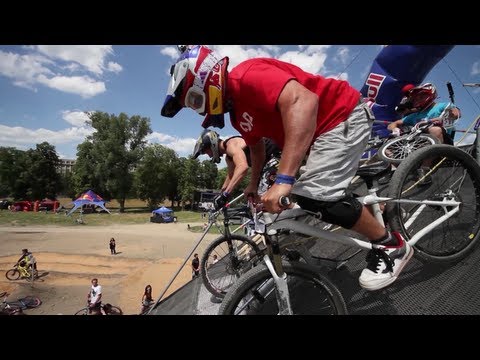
[359,232,414,291]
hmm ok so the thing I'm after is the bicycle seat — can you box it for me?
[356,160,390,178]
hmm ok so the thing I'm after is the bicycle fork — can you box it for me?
[263,229,293,315]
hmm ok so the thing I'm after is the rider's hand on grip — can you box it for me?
[213,192,229,210]
[279,196,291,207]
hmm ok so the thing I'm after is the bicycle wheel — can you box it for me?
[200,234,262,298]
[19,296,42,309]
[5,269,20,280]
[106,305,123,315]
[378,134,439,165]
[74,307,89,315]
[219,261,348,315]
[387,145,480,262]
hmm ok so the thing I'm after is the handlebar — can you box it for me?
[447,82,455,104]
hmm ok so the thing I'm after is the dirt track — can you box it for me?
[0,223,217,315]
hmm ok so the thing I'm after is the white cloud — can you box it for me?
[34,45,114,75]
[472,61,480,76]
[278,50,328,74]
[0,47,118,97]
[0,124,93,148]
[147,132,197,155]
[211,45,272,68]
[159,45,332,74]
[326,72,349,81]
[160,46,179,59]
[36,74,106,98]
[335,47,350,65]
[62,111,92,127]
[107,61,122,73]
[0,50,53,89]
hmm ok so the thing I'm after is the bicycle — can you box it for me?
[219,144,480,314]
[200,201,263,298]
[5,263,38,282]
[74,302,123,315]
[0,292,42,315]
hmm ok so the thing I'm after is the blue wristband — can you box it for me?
[275,173,296,185]
[222,191,230,198]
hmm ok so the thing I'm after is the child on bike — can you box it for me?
[16,249,37,272]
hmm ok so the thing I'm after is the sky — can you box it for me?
[1,45,479,167]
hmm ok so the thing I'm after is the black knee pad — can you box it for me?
[295,194,363,229]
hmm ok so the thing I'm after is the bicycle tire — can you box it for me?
[378,134,439,165]
[106,305,123,315]
[5,269,20,280]
[18,296,42,309]
[387,144,480,263]
[74,307,89,315]
[200,234,262,298]
[219,261,348,315]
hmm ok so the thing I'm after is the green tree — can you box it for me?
[0,147,28,198]
[83,112,152,212]
[135,144,180,210]
[198,160,218,189]
[71,141,105,199]
[24,142,61,200]
[178,157,202,210]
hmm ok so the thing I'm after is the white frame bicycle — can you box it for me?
[219,144,480,315]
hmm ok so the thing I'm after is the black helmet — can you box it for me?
[192,129,221,164]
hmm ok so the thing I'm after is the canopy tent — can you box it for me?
[67,190,110,216]
[152,206,173,214]
[151,206,176,223]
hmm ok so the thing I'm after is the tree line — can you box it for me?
[0,112,250,212]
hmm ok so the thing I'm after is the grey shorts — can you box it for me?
[291,100,374,201]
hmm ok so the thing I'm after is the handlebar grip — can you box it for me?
[279,196,291,207]
[447,82,455,104]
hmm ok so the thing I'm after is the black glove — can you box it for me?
[213,192,229,210]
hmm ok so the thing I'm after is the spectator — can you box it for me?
[191,253,200,279]
[109,237,116,255]
[141,284,155,313]
[87,278,104,315]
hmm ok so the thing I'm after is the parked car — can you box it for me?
[0,199,12,210]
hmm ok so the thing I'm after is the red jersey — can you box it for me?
[227,58,360,148]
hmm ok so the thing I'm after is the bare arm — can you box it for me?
[387,119,404,130]
[261,80,318,213]
[246,140,266,191]
[224,150,249,194]
[277,80,318,176]
[221,157,235,192]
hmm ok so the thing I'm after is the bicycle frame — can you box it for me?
[248,185,461,315]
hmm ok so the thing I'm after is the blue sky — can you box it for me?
[1,45,479,166]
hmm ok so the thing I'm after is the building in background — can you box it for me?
[58,158,76,175]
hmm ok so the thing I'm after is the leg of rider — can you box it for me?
[428,126,444,144]
[291,101,412,291]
